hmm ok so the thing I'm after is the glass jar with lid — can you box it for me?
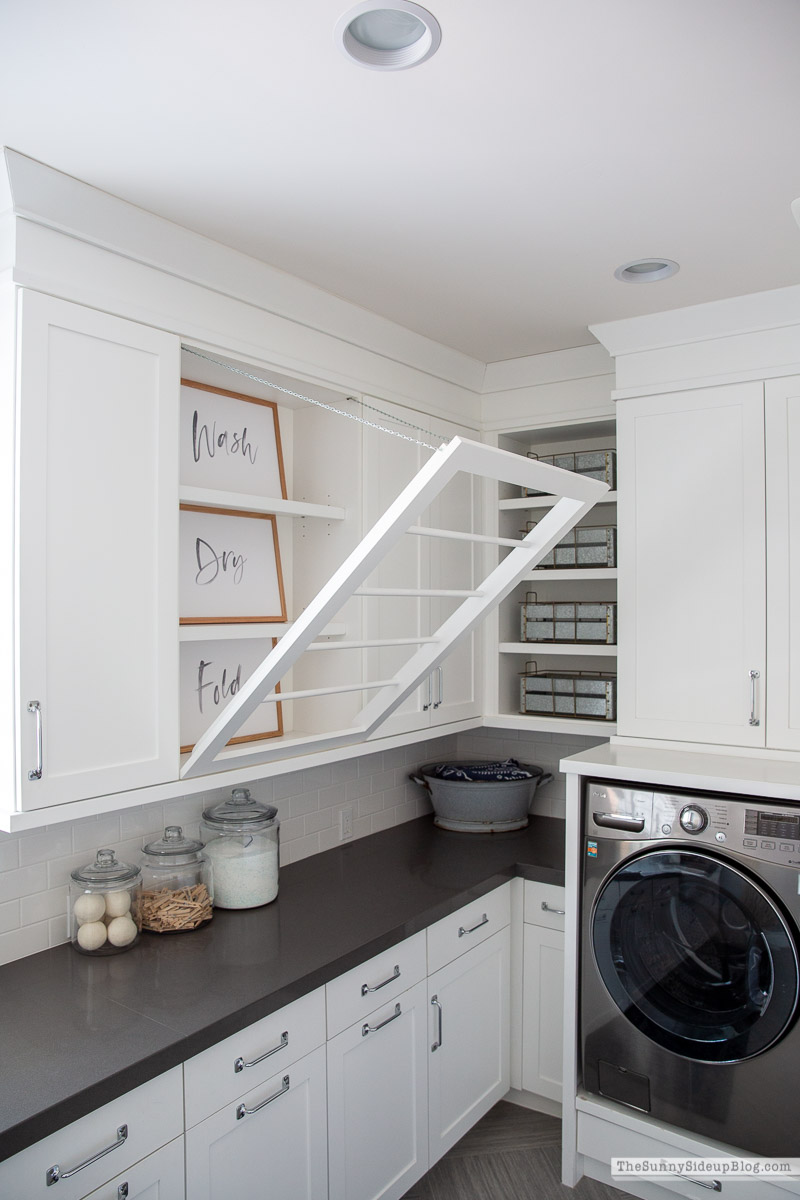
[201,788,280,909]
[139,826,213,933]
[69,849,142,955]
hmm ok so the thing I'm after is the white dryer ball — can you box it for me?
[107,916,138,947]
[77,920,108,951]
[104,890,131,918]
[73,893,106,924]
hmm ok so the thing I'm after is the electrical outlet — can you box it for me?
[340,806,354,841]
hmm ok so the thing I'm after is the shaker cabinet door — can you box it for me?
[616,381,766,747]
[16,290,180,810]
[765,376,800,751]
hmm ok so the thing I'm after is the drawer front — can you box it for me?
[426,882,510,976]
[83,1135,184,1200]
[577,1111,789,1200]
[184,986,326,1128]
[523,880,566,931]
[0,1068,182,1200]
[326,930,426,1038]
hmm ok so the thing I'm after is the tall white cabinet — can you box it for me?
[765,376,800,752]
[15,291,180,809]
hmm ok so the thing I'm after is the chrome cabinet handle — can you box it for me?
[362,1002,402,1037]
[46,1125,128,1186]
[234,1030,288,1073]
[361,965,400,996]
[541,901,566,916]
[118,1186,129,1200]
[458,913,488,937]
[236,1075,290,1119]
[749,669,760,726]
[677,1174,722,1193]
[423,673,433,712]
[431,994,443,1051]
[27,700,42,781]
[433,665,443,709]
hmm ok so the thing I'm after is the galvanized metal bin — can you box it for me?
[522,448,616,497]
[409,759,553,832]
[525,522,617,569]
[520,662,617,721]
[520,594,617,643]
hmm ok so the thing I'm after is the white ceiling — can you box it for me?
[2,0,800,364]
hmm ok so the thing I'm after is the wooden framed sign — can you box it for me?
[180,379,287,499]
[180,637,283,753]
[179,505,287,624]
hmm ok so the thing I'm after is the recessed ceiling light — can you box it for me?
[335,1,442,70]
[614,258,680,283]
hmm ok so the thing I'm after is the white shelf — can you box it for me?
[499,642,617,657]
[523,568,618,582]
[500,491,617,512]
[179,622,348,642]
[485,713,617,737]
[179,485,346,520]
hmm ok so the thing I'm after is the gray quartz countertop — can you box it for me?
[0,813,564,1162]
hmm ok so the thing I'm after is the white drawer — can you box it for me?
[426,883,511,976]
[0,1068,182,1200]
[184,986,326,1128]
[523,880,566,931]
[83,1135,184,1200]
[577,1111,794,1200]
[326,931,426,1038]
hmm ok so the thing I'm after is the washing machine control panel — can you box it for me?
[586,782,800,867]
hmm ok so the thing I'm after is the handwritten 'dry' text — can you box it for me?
[194,537,247,585]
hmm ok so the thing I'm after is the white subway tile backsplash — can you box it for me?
[0,838,20,873]
[345,776,371,803]
[0,864,48,904]
[290,791,319,818]
[72,814,121,854]
[18,827,73,867]
[318,783,346,810]
[0,900,20,934]
[20,885,68,926]
[0,921,50,967]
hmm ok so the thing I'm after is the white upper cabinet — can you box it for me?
[617,381,766,747]
[765,376,800,752]
[15,291,181,809]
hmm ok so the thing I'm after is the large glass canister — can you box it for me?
[69,849,142,955]
[201,788,280,909]
[139,826,213,933]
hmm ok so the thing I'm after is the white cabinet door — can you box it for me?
[766,376,800,752]
[82,1136,184,1200]
[327,980,429,1200]
[16,290,180,809]
[185,1045,327,1200]
[617,381,766,746]
[428,926,510,1165]
[521,923,564,1103]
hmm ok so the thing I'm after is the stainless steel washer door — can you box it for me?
[592,848,800,1062]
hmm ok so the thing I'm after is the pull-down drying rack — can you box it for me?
[181,436,607,778]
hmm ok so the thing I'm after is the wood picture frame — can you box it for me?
[180,378,288,499]
[180,637,283,753]
[179,504,288,624]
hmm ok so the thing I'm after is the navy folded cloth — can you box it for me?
[428,759,534,782]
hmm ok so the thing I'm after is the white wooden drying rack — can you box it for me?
[181,437,607,778]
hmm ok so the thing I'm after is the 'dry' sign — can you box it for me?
[180,379,287,499]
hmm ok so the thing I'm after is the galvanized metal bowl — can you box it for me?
[409,760,553,833]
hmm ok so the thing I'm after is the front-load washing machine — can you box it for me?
[581,780,800,1156]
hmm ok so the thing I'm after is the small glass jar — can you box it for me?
[69,849,142,955]
[139,826,213,933]
[201,788,280,909]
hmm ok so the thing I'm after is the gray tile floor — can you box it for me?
[401,1101,628,1200]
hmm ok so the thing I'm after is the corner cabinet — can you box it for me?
[15,291,181,810]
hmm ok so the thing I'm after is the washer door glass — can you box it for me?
[592,849,799,1062]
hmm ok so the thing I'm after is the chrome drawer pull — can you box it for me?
[361,965,400,996]
[362,1003,402,1037]
[458,913,488,937]
[27,700,43,781]
[431,994,443,1052]
[236,1075,290,1119]
[46,1125,128,1186]
[541,901,566,916]
[118,1186,129,1200]
[234,1031,288,1073]
[677,1173,722,1192]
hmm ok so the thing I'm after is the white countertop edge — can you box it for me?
[558,741,800,802]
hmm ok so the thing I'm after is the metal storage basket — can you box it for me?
[520,593,617,643]
[524,521,617,569]
[522,448,616,497]
[520,662,617,721]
